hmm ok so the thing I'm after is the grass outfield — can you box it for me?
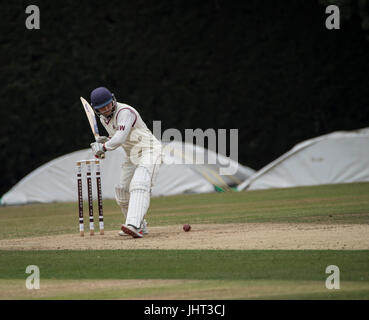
[1,182,369,239]
[0,250,368,299]
[0,182,368,299]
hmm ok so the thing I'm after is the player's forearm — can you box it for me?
[104,129,130,151]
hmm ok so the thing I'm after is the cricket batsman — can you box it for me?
[89,87,162,238]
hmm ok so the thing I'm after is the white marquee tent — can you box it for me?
[1,141,255,205]
[237,128,369,191]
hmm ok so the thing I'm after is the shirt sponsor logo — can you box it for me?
[113,125,125,131]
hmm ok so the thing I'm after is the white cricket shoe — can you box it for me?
[121,224,143,238]
[118,219,148,236]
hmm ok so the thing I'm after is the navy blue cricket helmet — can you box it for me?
[90,87,113,109]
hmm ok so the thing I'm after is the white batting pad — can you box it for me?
[115,184,130,218]
[126,166,151,228]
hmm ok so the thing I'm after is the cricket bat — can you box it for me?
[80,96,105,159]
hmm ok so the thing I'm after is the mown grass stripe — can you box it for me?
[0,250,368,282]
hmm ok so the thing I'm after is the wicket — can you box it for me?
[76,159,104,236]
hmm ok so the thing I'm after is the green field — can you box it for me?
[0,182,369,299]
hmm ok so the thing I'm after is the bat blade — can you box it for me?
[80,97,105,159]
[80,96,100,139]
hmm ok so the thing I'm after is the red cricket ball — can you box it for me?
[183,224,191,232]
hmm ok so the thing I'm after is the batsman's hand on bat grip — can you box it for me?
[90,142,106,159]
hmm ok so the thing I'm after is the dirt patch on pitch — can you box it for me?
[0,223,368,250]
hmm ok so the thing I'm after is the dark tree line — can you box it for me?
[0,0,368,196]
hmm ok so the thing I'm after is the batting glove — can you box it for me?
[90,142,106,159]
